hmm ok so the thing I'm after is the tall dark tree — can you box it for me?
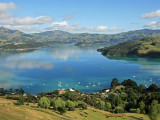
[148,84,158,92]
[111,78,119,88]
[20,88,24,94]
[9,88,13,93]
[121,79,137,88]
[15,89,20,93]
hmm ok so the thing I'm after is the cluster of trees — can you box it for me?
[83,78,160,120]
[38,97,87,114]
[0,88,24,96]
[2,78,160,119]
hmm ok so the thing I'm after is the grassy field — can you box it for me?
[0,97,152,120]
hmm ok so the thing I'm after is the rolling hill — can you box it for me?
[1,27,160,45]
[98,38,160,58]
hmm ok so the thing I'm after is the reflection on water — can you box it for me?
[0,45,160,94]
[2,60,54,70]
[107,56,160,65]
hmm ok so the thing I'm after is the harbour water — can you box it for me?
[0,44,160,94]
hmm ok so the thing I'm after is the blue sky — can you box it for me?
[0,0,160,33]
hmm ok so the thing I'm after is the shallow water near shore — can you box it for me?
[0,44,160,94]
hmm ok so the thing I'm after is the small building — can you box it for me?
[23,93,27,97]
[69,88,75,92]
[10,92,15,95]
[106,89,110,92]
[116,85,125,90]
[59,90,66,95]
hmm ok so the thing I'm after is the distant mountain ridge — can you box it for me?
[0,27,160,44]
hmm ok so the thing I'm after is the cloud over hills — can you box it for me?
[0,2,118,33]
[142,9,160,29]
[142,10,160,19]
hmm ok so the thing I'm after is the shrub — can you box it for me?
[57,106,67,115]
[96,101,105,110]
[105,102,111,111]
[16,95,25,105]
[66,100,75,111]
[78,101,87,109]
[53,98,65,110]
[38,97,50,109]
[129,108,140,113]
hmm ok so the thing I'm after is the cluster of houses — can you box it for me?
[1,85,125,99]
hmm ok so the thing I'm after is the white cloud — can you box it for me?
[142,10,160,19]
[47,21,118,33]
[0,2,18,19]
[97,26,108,30]
[0,16,53,25]
[51,21,68,26]
[3,60,54,70]
[0,2,118,33]
[144,20,160,29]
[0,2,18,11]
[3,24,42,33]
[0,2,53,33]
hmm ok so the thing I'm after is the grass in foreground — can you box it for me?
[0,97,152,120]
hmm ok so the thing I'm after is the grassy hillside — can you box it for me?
[0,97,151,120]
[0,27,38,43]
[98,38,160,58]
[36,29,160,44]
[0,42,47,50]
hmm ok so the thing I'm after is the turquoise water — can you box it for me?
[0,44,160,94]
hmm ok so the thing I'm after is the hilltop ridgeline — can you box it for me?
[1,27,160,45]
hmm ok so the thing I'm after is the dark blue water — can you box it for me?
[0,44,160,94]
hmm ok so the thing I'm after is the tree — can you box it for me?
[77,101,87,109]
[0,87,5,96]
[20,88,24,94]
[15,89,20,93]
[57,106,67,115]
[105,102,111,111]
[108,93,117,107]
[111,78,119,88]
[115,106,124,113]
[148,84,158,92]
[139,101,145,114]
[38,97,50,109]
[121,79,137,88]
[9,88,13,93]
[148,100,159,120]
[16,95,25,105]
[96,101,105,110]
[138,84,145,92]
[66,100,75,111]
[53,98,65,110]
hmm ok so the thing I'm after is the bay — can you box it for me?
[0,44,160,94]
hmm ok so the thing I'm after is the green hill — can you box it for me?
[98,38,160,58]
[36,29,160,45]
[0,27,38,43]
